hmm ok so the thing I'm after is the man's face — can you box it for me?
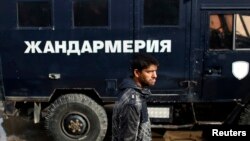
[134,64,158,87]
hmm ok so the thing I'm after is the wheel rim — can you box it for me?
[62,112,90,139]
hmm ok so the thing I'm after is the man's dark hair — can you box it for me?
[130,53,159,75]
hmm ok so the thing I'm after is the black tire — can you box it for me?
[45,94,108,141]
[239,104,250,125]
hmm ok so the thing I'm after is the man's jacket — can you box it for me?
[112,78,152,141]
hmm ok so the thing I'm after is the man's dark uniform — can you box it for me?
[112,78,152,141]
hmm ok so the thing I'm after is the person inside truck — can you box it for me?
[209,14,233,49]
[112,53,159,141]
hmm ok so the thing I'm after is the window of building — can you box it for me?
[144,0,180,26]
[17,1,52,27]
[209,14,250,50]
[73,0,108,27]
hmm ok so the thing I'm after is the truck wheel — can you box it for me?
[239,104,250,125]
[45,94,108,141]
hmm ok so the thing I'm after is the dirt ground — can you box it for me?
[1,116,51,141]
[0,115,205,141]
[1,116,165,141]
[0,105,204,141]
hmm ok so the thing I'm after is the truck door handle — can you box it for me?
[205,67,222,75]
[48,73,61,80]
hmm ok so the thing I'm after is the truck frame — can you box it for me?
[1,0,250,140]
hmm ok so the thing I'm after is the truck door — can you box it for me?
[135,0,191,96]
[201,7,250,100]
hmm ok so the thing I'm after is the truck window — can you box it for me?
[73,0,108,27]
[209,14,233,50]
[144,0,179,26]
[209,13,250,50]
[235,14,250,49]
[17,1,52,27]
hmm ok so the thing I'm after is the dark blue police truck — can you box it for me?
[1,0,250,140]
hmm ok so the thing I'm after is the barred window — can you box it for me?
[209,14,250,50]
[17,1,52,27]
[144,0,179,26]
[73,0,108,27]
